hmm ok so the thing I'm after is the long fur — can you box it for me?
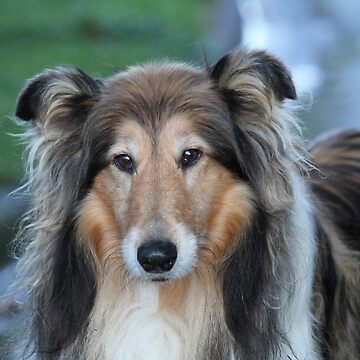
[6,49,360,359]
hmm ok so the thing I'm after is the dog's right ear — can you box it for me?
[15,67,102,133]
[210,49,296,103]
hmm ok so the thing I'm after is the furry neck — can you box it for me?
[84,272,232,360]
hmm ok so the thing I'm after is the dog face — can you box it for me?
[76,65,255,282]
[15,52,295,285]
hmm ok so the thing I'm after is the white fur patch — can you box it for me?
[171,222,198,278]
[121,227,143,278]
[101,283,184,360]
[86,273,216,360]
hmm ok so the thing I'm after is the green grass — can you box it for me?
[0,0,209,184]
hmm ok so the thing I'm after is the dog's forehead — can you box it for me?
[86,63,234,165]
[100,63,223,130]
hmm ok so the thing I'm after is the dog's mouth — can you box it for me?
[145,272,172,283]
[151,277,168,283]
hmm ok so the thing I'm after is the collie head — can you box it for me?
[11,49,314,359]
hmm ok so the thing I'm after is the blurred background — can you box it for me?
[0,0,359,348]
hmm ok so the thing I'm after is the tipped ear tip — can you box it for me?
[210,53,231,81]
[15,73,49,122]
[278,68,297,101]
[15,92,35,121]
[279,79,297,101]
[210,48,297,102]
[288,86,297,100]
[262,52,297,101]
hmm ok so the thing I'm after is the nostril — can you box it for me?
[137,240,177,273]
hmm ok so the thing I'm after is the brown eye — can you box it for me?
[113,154,135,174]
[181,149,202,169]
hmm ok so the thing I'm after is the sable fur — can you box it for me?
[6,48,360,359]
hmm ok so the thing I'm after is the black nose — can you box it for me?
[137,240,177,273]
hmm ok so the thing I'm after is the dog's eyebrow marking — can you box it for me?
[107,119,152,161]
[108,139,138,159]
[159,115,211,157]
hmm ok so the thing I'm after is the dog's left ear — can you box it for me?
[15,67,102,136]
[211,49,296,104]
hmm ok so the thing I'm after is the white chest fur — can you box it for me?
[107,285,184,360]
[86,281,206,360]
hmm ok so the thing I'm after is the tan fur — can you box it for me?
[204,177,254,265]
[77,183,122,270]
[159,279,189,311]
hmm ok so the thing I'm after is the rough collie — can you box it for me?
[7,48,360,359]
